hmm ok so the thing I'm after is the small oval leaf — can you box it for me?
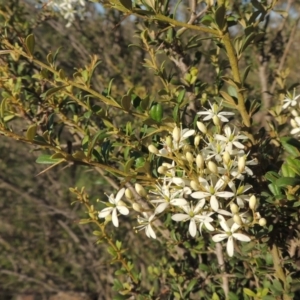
[25,34,35,56]
[26,124,37,141]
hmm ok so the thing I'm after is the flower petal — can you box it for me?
[227,236,234,257]
[112,208,119,227]
[146,225,156,239]
[194,199,206,212]
[232,233,251,242]
[98,207,113,219]
[191,191,210,199]
[155,202,169,214]
[189,219,197,237]
[171,198,188,207]
[181,129,195,140]
[117,205,129,215]
[115,188,125,203]
[204,222,215,231]
[210,195,219,211]
[172,213,189,222]
[212,234,227,242]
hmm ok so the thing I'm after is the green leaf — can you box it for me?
[275,177,300,188]
[124,157,135,173]
[121,95,131,111]
[183,278,198,297]
[78,219,92,224]
[240,32,255,53]
[87,130,108,159]
[177,89,186,104]
[281,163,296,177]
[200,15,215,26]
[41,86,66,99]
[116,240,122,250]
[251,0,265,12]
[215,4,226,30]
[25,34,35,56]
[272,279,283,292]
[36,154,63,164]
[0,97,8,118]
[265,171,280,183]
[286,157,300,175]
[243,288,256,297]
[149,103,163,122]
[220,90,236,106]
[280,137,300,157]
[173,104,179,122]
[119,0,132,10]
[92,231,102,236]
[211,292,220,300]
[268,183,282,196]
[26,124,37,141]
[242,65,251,84]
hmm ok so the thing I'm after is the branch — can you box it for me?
[222,33,251,128]
[215,243,229,298]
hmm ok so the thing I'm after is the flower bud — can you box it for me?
[190,180,199,190]
[196,154,204,169]
[197,121,207,134]
[132,203,142,212]
[291,109,298,117]
[207,161,218,174]
[259,218,267,227]
[105,214,112,222]
[173,177,185,186]
[213,115,220,126]
[118,200,126,207]
[166,136,172,148]
[291,119,297,128]
[230,203,239,214]
[249,195,257,210]
[125,188,133,200]
[186,152,194,163]
[223,151,231,166]
[135,183,147,197]
[172,126,181,143]
[148,144,159,154]
[238,156,246,173]
[157,166,167,174]
[194,135,201,147]
[233,214,243,225]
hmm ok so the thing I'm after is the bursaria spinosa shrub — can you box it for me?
[2,0,300,299]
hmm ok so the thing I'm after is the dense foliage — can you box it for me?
[1,0,300,299]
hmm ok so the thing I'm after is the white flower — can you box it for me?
[202,139,226,162]
[151,177,188,214]
[282,90,300,110]
[159,127,195,155]
[191,177,234,211]
[214,126,247,153]
[45,0,86,27]
[198,211,215,234]
[212,215,251,257]
[230,155,257,179]
[197,101,234,123]
[227,182,252,208]
[135,213,157,239]
[98,188,129,227]
[172,200,206,237]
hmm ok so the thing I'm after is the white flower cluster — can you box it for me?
[281,90,300,137]
[98,102,265,257]
[44,0,86,27]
